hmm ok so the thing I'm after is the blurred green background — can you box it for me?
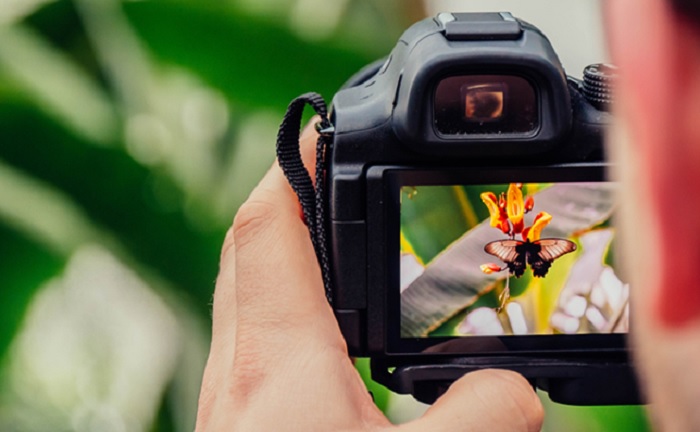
[0,0,648,430]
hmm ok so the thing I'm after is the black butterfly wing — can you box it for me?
[484,240,527,278]
[528,238,577,277]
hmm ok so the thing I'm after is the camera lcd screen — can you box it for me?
[399,181,629,340]
[434,75,538,136]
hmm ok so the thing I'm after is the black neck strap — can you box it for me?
[276,92,333,303]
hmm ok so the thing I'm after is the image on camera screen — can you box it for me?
[399,182,629,338]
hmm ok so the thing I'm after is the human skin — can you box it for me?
[194,122,544,431]
[607,0,700,430]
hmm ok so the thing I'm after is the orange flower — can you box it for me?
[506,183,525,234]
[482,184,548,238]
[480,192,510,234]
[523,211,552,242]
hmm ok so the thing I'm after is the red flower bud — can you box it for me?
[524,195,535,212]
[480,263,503,274]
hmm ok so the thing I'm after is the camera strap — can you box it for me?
[276,92,334,303]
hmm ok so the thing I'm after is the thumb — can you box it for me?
[401,370,544,432]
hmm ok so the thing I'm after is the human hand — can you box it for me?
[195,121,544,431]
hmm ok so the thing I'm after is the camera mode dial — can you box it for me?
[582,63,617,112]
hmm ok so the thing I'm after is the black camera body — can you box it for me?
[323,12,638,405]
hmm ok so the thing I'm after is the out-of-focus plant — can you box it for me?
[0,0,419,429]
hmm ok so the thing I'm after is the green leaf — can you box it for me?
[122,1,380,111]
[0,99,222,315]
[355,358,389,413]
[542,397,650,432]
[0,224,63,361]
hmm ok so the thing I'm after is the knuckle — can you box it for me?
[448,369,543,432]
[523,393,545,432]
[483,370,544,432]
[219,227,235,262]
[228,329,276,405]
[232,197,280,250]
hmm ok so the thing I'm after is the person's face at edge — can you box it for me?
[607,1,700,430]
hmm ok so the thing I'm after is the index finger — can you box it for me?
[229,119,343,348]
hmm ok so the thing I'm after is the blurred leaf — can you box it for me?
[0,99,222,315]
[428,308,468,337]
[400,186,474,263]
[21,0,104,82]
[0,224,63,361]
[152,380,176,432]
[0,246,183,432]
[0,24,118,144]
[542,397,651,432]
[355,358,389,413]
[122,0,382,111]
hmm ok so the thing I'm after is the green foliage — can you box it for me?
[541,398,652,432]
[0,99,221,313]
[0,225,63,361]
[0,0,411,429]
[123,1,376,111]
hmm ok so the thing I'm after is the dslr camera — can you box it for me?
[280,12,639,405]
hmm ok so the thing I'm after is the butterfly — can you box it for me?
[484,238,577,278]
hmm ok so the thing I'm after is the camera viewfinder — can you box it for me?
[434,75,538,136]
